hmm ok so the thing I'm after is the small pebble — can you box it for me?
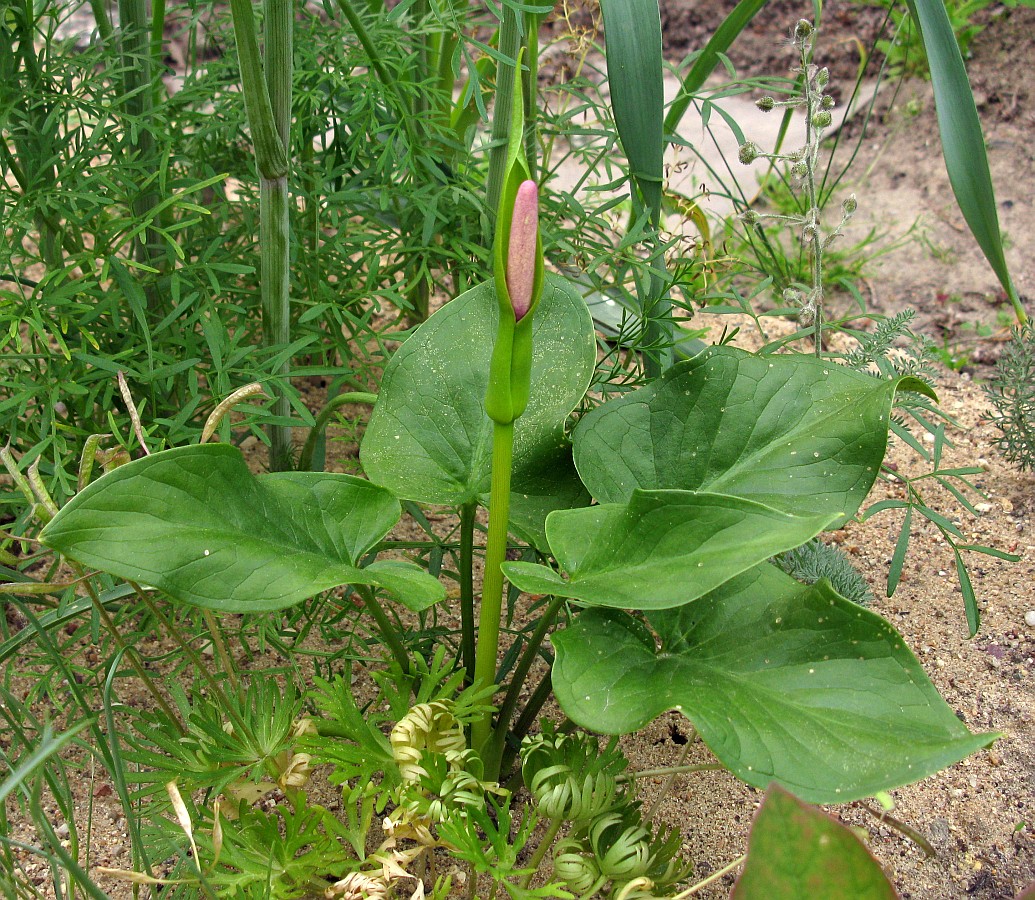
[930,818,951,844]
[1024,610,1035,628]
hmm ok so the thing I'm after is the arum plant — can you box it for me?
[33,14,1000,848]
[473,80,544,756]
[36,240,999,803]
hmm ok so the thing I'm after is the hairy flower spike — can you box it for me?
[756,96,775,112]
[506,180,539,322]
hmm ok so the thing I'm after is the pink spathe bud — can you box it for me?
[506,180,538,322]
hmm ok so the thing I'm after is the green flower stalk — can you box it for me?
[472,66,543,761]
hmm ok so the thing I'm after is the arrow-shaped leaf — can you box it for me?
[573,346,935,524]
[41,444,443,613]
[504,489,836,609]
[551,564,996,802]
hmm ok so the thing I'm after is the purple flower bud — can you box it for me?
[506,180,538,322]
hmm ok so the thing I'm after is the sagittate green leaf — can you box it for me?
[573,346,935,524]
[40,444,443,613]
[360,274,595,546]
[731,786,899,900]
[504,489,836,609]
[551,564,996,803]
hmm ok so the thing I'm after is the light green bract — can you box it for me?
[360,274,595,546]
[551,565,997,803]
[40,444,443,613]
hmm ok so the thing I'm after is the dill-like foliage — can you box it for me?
[985,321,1035,471]
[775,539,875,606]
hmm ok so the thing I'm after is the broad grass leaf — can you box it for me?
[905,0,1019,312]
[600,0,664,215]
[551,564,997,803]
[40,444,442,613]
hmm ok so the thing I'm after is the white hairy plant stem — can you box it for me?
[799,41,825,356]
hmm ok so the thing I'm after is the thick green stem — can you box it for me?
[228,0,289,176]
[149,0,166,76]
[228,0,293,468]
[261,175,293,470]
[266,0,293,152]
[87,0,114,41]
[459,501,477,678]
[471,421,514,754]
[264,0,294,469]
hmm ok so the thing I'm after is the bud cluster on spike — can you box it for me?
[506,181,539,322]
